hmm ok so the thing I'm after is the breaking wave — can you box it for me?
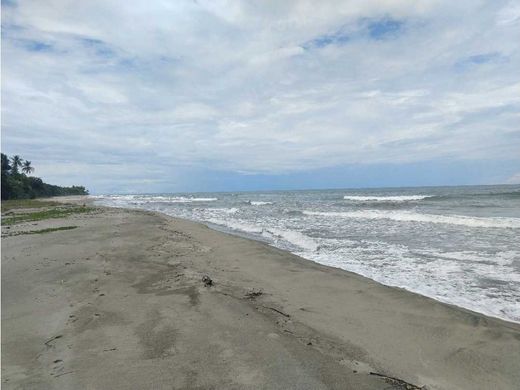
[303,210,520,229]
[100,195,218,204]
[343,195,433,202]
[249,201,273,206]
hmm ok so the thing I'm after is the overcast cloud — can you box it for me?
[2,0,520,193]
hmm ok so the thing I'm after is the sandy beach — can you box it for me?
[2,199,520,390]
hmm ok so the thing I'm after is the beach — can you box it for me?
[2,200,520,389]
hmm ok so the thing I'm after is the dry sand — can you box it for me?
[2,201,520,389]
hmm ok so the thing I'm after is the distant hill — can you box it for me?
[1,153,88,200]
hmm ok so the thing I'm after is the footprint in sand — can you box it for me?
[44,335,63,348]
[50,359,74,378]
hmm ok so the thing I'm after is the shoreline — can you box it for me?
[92,196,519,326]
[161,211,520,327]
[2,199,520,389]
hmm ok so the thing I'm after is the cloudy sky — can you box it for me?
[2,0,520,194]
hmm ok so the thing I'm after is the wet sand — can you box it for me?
[2,202,520,389]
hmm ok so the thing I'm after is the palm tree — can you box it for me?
[1,153,11,173]
[22,160,34,175]
[10,155,22,174]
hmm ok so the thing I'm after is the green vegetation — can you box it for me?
[5,226,78,237]
[1,153,88,200]
[2,205,94,226]
[1,199,62,212]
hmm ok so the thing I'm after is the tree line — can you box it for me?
[1,153,88,200]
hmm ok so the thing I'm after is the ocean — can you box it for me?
[94,185,520,323]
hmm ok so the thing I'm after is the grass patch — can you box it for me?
[1,199,63,212]
[2,206,95,226]
[6,226,78,236]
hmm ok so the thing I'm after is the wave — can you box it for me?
[99,195,218,203]
[308,239,520,322]
[343,195,433,202]
[264,228,319,252]
[206,218,318,252]
[284,209,304,216]
[209,207,239,214]
[154,196,218,203]
[182,197,218,202]
[415,249,518,267]
[207,218,263,234]
[249,201,273,206]
[303,210,520,228]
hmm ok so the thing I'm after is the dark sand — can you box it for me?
[2,201,519,389]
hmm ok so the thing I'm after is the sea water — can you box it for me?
[94,185,520,323]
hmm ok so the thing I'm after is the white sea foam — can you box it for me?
[205,218,318,252]
[210,208,239,214]
[250,201,273,206]
[307,238,520,322]
[343,195,433,202]
[99,195,217,203]
[148,196,217,203]
[303,210,520,228]
[207,218,264,234]
[165,196,218,203]
[265,228,319,252]
[415,249,518,267]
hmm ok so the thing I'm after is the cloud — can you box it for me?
[506,172,520,184]
[1,0,519,193]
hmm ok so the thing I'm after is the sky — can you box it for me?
[2,0,520,194]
